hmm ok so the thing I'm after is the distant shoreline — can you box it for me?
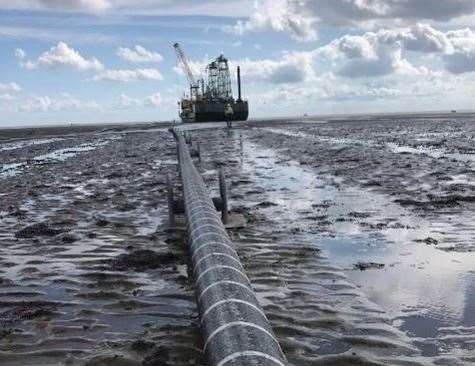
[1,110,475,141]
[0,121,174,141]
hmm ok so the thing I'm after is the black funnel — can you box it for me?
[237,66,242,101]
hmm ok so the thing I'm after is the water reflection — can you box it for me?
[243,134,475,361]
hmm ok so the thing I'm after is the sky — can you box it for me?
[1,0,475,126]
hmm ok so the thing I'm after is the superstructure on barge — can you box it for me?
[174,43,249,123]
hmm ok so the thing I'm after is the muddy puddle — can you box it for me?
[0,138,67,152]
[1,137,121,178]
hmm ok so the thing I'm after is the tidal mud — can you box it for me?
[1,115,475,365]
[236,116,474,365]
[1,129,201,366]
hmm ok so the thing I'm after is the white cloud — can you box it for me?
[0,25,114,44]
[248,69,460,112]
[15,48,26,59]
[0,0,253,16]
[117,45,163,63]
[318,34,377,61]
[93,68,163,82]
[316,31,409,78]
[232,0,317,42]
[118,94,142,108]
[400,23,453,53]
[145,93,162,106]
[19,94,99,112]
[22,42,104,72]
[117,93,163,108]
[0,94,17,101]
[0,82,21,93]
[0,82,21,103]
[299,0,475,24]
[44,0,111,12]
[314,24,475,78]
[1,0,111,13]
[444,28,475,73]
[237,51,316,84]
[232,0,475,42]
[184,23,475,86]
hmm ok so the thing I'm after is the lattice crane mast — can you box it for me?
[173,43,199,99]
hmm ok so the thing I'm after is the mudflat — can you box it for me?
[1,114,475,365]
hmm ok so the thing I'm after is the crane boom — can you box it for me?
[173,43,197,87]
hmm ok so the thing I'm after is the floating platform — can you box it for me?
[182,100,249,123]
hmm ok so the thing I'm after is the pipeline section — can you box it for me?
[175,132,287,366]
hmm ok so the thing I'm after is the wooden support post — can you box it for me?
[167,174,175,227]
[185,132,192,145]
[219,168,228,225]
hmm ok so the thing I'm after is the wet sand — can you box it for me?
[1,114,475,365]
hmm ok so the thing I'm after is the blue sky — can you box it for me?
[1,0,475,126]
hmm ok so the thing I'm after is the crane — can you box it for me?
[173,43,200,99]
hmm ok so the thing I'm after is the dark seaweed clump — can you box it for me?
[111,250,180,271]
[15,223,63,238]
